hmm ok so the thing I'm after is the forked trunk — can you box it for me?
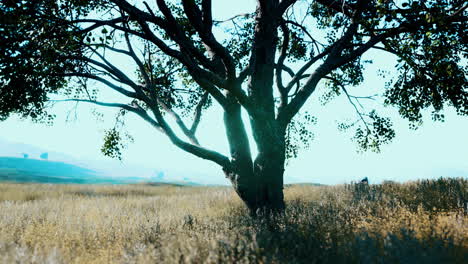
[253,156,285,213]
[221,1,285,215]
[222,92,287,215]
[224,145,286,215]
[225,164,285,215]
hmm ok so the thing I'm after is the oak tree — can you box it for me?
[1,0,466,213]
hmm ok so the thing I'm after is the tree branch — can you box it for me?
[278,0,297,16]
[316,0,355,17]
[181,0,237,80]
[276,21,290,108]
[323,76,370,131]
[153,0,224,75]
[55,99,164,132]
[190,92,209,134]
[283,48,330,93]
[145,89,231,168]
[213,13,252,24]
[158,100,200,145]
[111,0,222,78]
[61,72,139,99]
[284,19,323,52]
[86,46,142,93]
[277,21,359,124]
[202,0,213,29]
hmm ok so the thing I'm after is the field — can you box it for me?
[0,178,466,263]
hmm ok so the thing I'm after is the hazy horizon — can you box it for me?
[1,105,467,185]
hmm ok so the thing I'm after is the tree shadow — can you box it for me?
[220,201,467,264]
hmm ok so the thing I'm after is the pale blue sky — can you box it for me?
[0,1,467,184]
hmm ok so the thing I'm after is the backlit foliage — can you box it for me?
[1,0,466,159]
[285,112,317,161]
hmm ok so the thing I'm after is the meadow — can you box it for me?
[0,178,466,263]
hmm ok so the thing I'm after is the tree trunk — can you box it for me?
[253,153,286,213]
[224,131,286,215]
[229,1,283,215]
[225,161,285,215]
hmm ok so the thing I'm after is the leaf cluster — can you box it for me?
[0,0,86,120]
[285,112,317,162]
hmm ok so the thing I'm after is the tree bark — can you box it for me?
[224,124,286,215]
[221,1,286,215]
[225,151,285,215]
[253,151,286,213]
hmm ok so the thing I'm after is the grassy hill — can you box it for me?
[0,157,99,183]
[0,157,151,184]
[0,178,466,263]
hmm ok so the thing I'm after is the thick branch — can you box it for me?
[158,100,200,145]
[111,0,222,78]
[87,46,142,93]
[247,1,279,118]
[63,98,232,166]
[74,17,128,33]
[283,48,330,93]
[278,0,297,16]
[178,1,252,112]
[190,92,209,134]
[181,0,237,79]
[132,20,230,108]
[108,0,235,112]
[147,92,231,168]
[153,0,222,75]
[276,21,290,107]
[201,0,213,29]
[278,19,362,124]
[279,9,458,124]
[61,72,139,99]
[57,99,164,132]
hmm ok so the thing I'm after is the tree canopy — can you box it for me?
[1,0,466,212]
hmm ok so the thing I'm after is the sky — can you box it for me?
[0,1,467,185]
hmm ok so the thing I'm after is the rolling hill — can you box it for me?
[0,157,155,184]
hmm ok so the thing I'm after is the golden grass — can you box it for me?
[0,178,466,263]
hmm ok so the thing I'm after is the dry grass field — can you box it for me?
[0,178,466,263]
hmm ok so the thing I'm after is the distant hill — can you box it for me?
[0,139,78,162]
[0,157,111,184]
[0,138,230,185]
[0,157,174,184]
